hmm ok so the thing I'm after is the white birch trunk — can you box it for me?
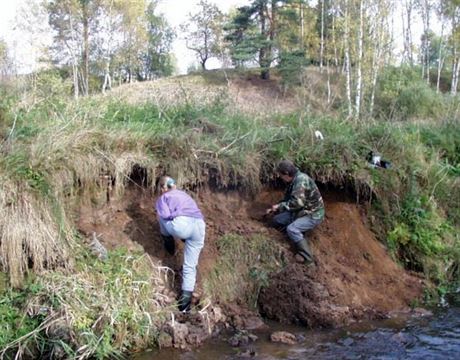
[102,60,112,93]
[452,57,459,95]
[404,0,414,65]
[320,0,325,72]
[369,11,385,117]
[68,14,79,99]
[451,14,459,95]
[436,21,445,93]
[300,1,304,50]
[344,0,353,118]
[327,60,331,105]
[355,0,364,119]
[332,11,339,68]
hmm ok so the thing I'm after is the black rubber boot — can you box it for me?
[162,235,175,255]
[295,238,314,265]
[178,290,192,312]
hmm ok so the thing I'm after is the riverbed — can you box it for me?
[133,295,460,360]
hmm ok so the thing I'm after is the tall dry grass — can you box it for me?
[0,181,73,287]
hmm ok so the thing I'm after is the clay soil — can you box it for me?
[78,185,423,347]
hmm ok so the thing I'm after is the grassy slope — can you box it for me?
[0,69,459,358]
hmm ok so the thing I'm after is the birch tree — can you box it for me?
[402,0,415,65]
[47,0,101,96]
[0,40,12,81]
[47,0,82,98]
[435,2,446,93]
[343,0,353,118]
[355,0,364,118]
[181,0,224,70]
[442,0,460,94]
[417,0,435,84]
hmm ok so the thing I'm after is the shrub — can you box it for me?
[374,66,445,120]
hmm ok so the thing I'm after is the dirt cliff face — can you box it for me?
[78,185,423,347]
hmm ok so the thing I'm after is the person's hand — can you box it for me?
[265,204,279,215]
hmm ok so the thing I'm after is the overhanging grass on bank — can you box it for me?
[2,91,459,284]
[0,80,459,357]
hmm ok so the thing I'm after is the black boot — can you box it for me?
[295,238,314,265]
[162,235,175,255]
[178,290,192,312]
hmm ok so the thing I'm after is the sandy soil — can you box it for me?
[78,185,423,348]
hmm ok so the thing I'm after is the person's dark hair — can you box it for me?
[276,160,297,177]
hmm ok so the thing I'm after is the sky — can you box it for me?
[157,0,250,72]
[0,0,438,74]
[0,0,250,74]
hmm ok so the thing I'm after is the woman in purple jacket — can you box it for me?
[155,176,205,312]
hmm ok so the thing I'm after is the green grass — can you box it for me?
[0,248,171,359]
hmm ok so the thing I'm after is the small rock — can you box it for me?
[229,330,258,347]
[157,331,173,348]
[340,337,354,346]
[270,331,297,345]
[412,308,433,317]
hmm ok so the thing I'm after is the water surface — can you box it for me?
[134,296,460,360]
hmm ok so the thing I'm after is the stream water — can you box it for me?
[134,294,460,360]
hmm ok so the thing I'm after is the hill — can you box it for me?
[0,69,458,356]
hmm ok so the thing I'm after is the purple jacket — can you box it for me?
[155,189,204,221]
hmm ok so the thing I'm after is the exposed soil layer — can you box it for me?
[78,186,423,348]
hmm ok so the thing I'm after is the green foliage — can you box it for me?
[181,0,224,70]
[388,191,457,286]
[277,50,309,86]
[1,248,168,359]
[1,153,50,196]
[33,69,72,101]
[0,276,44,354]
[418,120,460,168]
[374,66,445,120]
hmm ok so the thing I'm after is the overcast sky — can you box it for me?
[0,0,433,74]
[157,0,250,72]
[0,0,250,74]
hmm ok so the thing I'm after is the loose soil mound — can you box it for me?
[78,186,423,347]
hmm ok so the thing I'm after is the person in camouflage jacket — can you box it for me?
[266,160,325,265]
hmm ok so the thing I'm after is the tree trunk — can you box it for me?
[320,0,325,72]
[355,0,364,120]
[72,63,79,99]
[436,21,445,93]
[102,59,112,93]
[300,0,304,50]
[451,15,459,95]
[332,10,339,68]
[419,0,432,83]
[82,1,89,96]
[404,0,414,65]
[452,53,459,95]
[67,14,79,99]
[344,0,353,118]
[369,11,385,117]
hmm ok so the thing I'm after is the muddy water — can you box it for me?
[133,296,460,360]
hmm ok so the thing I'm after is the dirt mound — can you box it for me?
[258,194,423,326]
[77,186,423,347]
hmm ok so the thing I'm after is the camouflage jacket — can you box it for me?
[278,171,325,220]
